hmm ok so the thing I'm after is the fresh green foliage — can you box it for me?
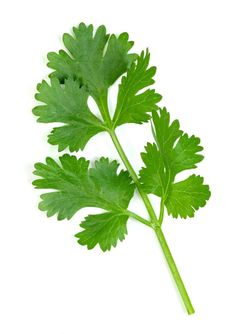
[33,79,105,151]
[33,155,134,250]
[77,212,128,251]
[47,23,136,101]
[33,22,211,314]
[113,50,162,126]
[165,175,210,218]
[140,108,210,218]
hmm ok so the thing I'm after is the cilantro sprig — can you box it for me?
[32,23,211,315]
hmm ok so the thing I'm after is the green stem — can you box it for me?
[97,96,158,226]
[96,93,113,128]
[155,227,195,315]
[158,198,165,225]
[109,129,159,226]
[126,208,195,314]
[111,129,195,314]
[125,210,152,227]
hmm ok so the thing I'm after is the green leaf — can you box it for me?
[113,50,162,127]
[33,78,105,152]
[75,212,128,251]
[33,154,135,250]
[47,50,81,83]
[152,107,183,156]
[47,23,136,100]
[140,108,210,218]
[140,143,166,197]
[170,134,204,175]
[165,175,211,219]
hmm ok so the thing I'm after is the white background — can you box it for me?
[0,0,235,333]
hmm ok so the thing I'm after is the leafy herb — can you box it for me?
[33,155,134,250]
[33,23,211,315]
[33,79,105,151]
[113,50,162,126]
[140,108,210,219]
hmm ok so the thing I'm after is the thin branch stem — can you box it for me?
[97,96,159,227]
[155,227,195,315]
[125,210,152,227]
[158,198,165,225]
[95,93,113,128]
[109,129,159,227]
